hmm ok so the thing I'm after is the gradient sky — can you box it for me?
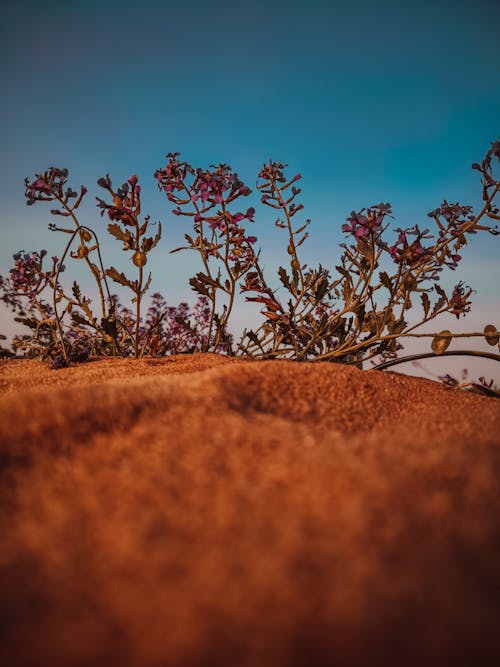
[1,0,499,379]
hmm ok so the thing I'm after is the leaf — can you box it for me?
[106,266,133,288]
[141,223,162,253]
[432,284,448,316]
[246,330,261,345]
[389,318,406,335]
[107,223,130,243]
[14,316,38,330]
[435,284,447,298]
[189,276,211,298]
[431,330,452,354]
[295,221,310,235]
[263,311,281,322]
[80,299,96,323]
[342,281,353,305]
[484,324,499,346]
[101,314,118,337]
[90,263,101,281]
[403,273,417,292]
[196,272,221,288]
[314,277,329,302]
[356,238,373,262]
[379,271,393,295]
[296,232,309,247]
[355,304,365,329]
[71,312,92,327]
[335,264,353,285]
[72,281,82,301]
[141,272,152,297]
[421,292,430,318]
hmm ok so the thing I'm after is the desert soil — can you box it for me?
[1,355,500,666]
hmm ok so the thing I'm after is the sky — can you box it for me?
[1,0,499,380]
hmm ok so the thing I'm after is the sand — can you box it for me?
[1,354,500,666]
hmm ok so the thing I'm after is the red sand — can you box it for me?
[1,355,500,666]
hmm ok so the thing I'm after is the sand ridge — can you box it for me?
[1,356,499,666]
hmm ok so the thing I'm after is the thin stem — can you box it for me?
[180,183,217,349]
[58,197,109,318]
[135,222,143,359]
[51,227,84,362]
[372,350,500,371]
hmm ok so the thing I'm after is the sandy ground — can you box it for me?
[1,354,500,667]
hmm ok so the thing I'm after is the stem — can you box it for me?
[270,176,306,317]
[51,227,85,363]
[373,350,500,371]
[411,183,500,286]
[181,183,218,350]
[58,197,108,318]
[135,223,143,359]
[316,329,497,362]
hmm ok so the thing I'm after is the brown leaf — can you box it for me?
[107,223,130,243]
[379,271,393,295]
[106,266,132,288]
[421,292,430,318]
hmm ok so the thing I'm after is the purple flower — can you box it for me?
[449,282,472,318]
[342,206,388,240]
[389,225,432,268]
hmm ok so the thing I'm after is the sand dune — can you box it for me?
[1,355,500,666]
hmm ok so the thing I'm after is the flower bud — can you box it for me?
[76,245,89,258]
[132,251,147,267]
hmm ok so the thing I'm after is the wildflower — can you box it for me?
[342,204,389,239]
[240,271,265,293]
[449,282,473,318]
[389,226,432,268]
[96,174,142,225]
[10,250,48,296]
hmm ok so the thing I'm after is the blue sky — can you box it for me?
[1,0,499,377]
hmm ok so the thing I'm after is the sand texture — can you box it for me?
[1,354,500,666]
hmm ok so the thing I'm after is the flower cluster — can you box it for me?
[97,173,161,357]
[342,204,391,240]
[8,251,63,299]
[428,201,475,230]
[389,225,433,269]
[258,160,290,184]
[155,154,260,352]
[50,329,93,369]
[154,152,194,195]
[96,174,142,225]
[10,251,47,295]
[111,293,231,357]
[25,167,87,212]
[192,164,251,205]
[156,156,257,261]
[449,282,473,319]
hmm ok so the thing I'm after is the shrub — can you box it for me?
[1,139,499,369]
